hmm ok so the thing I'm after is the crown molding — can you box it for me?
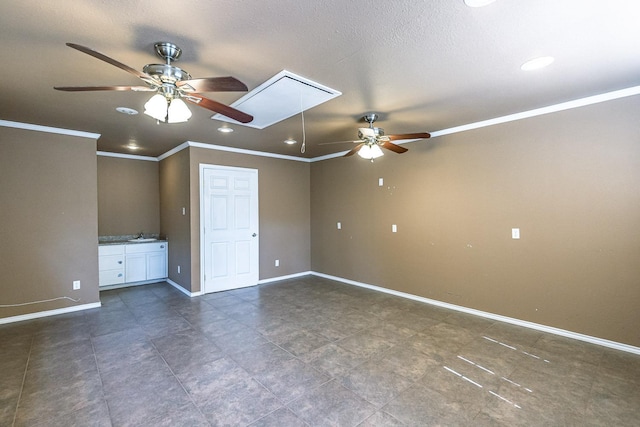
[0,119,100,139]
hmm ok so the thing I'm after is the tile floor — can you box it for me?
[1,275,639,426]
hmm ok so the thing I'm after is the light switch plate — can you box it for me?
[512,228,520,239]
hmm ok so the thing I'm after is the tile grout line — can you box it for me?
[11,334,34,427]
[89,334,115,426]
[146,326,214,426]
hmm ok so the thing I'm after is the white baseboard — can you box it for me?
[258,271,313,285]
[310,272,640,356]
[168,272,312,297]
[0,302,102,325]
[98,278,165,291]
[167,279,203,297]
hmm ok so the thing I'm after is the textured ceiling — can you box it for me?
[1,0,639,158]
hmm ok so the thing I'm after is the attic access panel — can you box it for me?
[211,70,341,129]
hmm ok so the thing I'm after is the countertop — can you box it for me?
[98,239,167,246]
[98,234,167,246]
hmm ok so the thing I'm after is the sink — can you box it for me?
[128,238,158,242]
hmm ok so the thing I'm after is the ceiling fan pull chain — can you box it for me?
[300,92,306,154]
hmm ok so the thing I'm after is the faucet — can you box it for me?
[137,231,144,239]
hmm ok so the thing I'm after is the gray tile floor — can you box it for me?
[2,275,639,426]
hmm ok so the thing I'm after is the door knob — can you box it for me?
[252,233,257,237]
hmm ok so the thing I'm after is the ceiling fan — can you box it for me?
[54,42,253,124]
[325,114,431,161]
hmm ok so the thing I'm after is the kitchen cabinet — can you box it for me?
[125,242,168,283]
[98,245,125,286]
[125,253,147,283]
[99,241,167,287]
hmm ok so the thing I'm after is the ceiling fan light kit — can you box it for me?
[54,42,253,124]
[143,93,169,121]
[358,143,384,161]
[325,113,430,161]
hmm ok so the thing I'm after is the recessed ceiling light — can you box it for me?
[116,107,138,115]
[284,139,297,145]
[464,0,497,7]
[217,127,234,133]
[521,56,555,71]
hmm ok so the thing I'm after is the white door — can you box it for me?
[201,165,259,293]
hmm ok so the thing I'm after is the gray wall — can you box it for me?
[0,127,99,318]
[310,95,640,347]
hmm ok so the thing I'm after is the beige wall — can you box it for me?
[187,146,311,293]
[0,127,99,318]
[311,96,640,347]
[4,93,637,349]
[159,149,192,290]
[97,155,160,237]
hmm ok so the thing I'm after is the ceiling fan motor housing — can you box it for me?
[154,42,182,62]
[143,64,192,84]
[358,127,385,140]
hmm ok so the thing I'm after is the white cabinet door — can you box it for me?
[126,253,147,283]
[147,251,167,280]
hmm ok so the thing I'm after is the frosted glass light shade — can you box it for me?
[370,144,384,158]
[167,98,192,123]
[144,94,168,121]
[358,144,384,160]
[358,144,372,159]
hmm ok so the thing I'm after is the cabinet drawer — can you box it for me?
[99,270,125,286]
[99,254,125,271]
[125,242,167,254]
[99,244,125,256]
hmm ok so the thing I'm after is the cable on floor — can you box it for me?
[0,296,81,308]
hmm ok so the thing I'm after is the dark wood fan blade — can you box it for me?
[344,143,365,157]
[177,77,248,92]
[380,141,409,154]
[185,94,253,123]
[387,132,431,141]
[54,85,154,92]
[66,43,152,81]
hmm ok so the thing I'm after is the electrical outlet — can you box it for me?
[512,228,520,239]
[392,224,397,233]
[378,178,384,186]
[73,280,81,290]
[275,260,280,267]
[337,222,341,229]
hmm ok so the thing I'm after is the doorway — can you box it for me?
[200,164,259,293]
